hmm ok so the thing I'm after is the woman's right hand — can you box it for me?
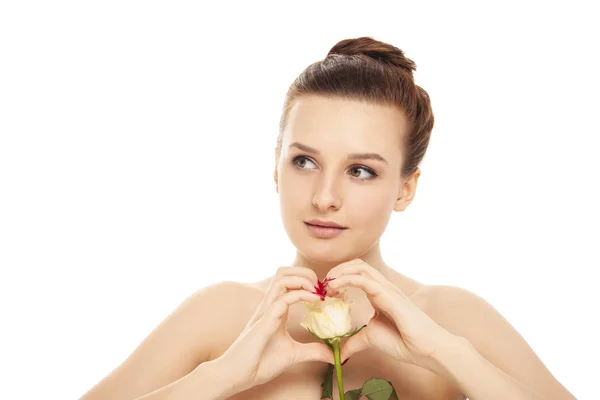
[210,267,335,391]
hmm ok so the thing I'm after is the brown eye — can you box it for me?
[348,166,377,181]
[292,156,316,170]
[292,156,377,181]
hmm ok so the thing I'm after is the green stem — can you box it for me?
[332,338,344,400]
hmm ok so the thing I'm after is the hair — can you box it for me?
[276,36,435,180]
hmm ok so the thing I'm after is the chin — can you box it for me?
[295,241,355,265]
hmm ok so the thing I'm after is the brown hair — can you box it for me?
[276,36,435,180]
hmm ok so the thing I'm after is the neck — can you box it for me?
[291,242,391,282]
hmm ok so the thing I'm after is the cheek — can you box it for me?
[279,166,301,189]
[278,170,309,211]
[348,192,395,232]
[352,191,393,218]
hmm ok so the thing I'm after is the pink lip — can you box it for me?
[305,219,346,229]
[305,222,347,239]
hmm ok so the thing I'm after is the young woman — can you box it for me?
[80,37,574,400]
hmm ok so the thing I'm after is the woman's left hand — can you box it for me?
[325,259,459,369]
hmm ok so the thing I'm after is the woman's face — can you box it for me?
[275,95,413,264]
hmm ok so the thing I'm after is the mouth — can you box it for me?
[305,219,347,229]
[304,222,348,239]
[305,222,347,228]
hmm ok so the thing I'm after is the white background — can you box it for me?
[1,1,598,399]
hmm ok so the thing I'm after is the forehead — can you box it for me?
[283,95,408,155]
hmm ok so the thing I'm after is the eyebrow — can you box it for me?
[289,142,388,164]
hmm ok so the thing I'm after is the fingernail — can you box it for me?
[342,357,350,365]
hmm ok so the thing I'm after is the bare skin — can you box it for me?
[217,269,465,400]
[80,95,573,400]
[215,95,464,398]
[80,267,569,400]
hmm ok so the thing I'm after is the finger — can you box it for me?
[339,329,370,361]
[327,260,397,292]
[293,341,335,365]
[262,276,317,309]
[327,274,398,315]
[326,258,363,279]
[327,262,381,281]
[327,274,384,297]
[250,290,323,353]
[248,289,318,342]
[328,266,396,296]
[274,266,319,284]
[257,290,321,336]
[250,275,318,324]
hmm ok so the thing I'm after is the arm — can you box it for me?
[79,281,247,400]
[425,334,547,399]
[419,286,576,400]
[133,358,248,400]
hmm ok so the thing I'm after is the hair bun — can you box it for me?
[327,36,416,77]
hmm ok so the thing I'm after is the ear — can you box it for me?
[394,168,420,212]
[274,149,279,193]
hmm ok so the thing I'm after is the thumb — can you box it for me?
[339,330,369,362]
[294,341,335,365]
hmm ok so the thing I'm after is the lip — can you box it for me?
[305,219,347,229]
[305,222,347,239]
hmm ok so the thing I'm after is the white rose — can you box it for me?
[300,292,353,339]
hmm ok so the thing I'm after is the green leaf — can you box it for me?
[305,325,367,343]
[320,363,334,399]
[344,388,362,399]
[340,324,367,339]
[326,336,341,347]
[306,327,338,350]
[361,378,395,400]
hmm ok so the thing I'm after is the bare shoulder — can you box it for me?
[80,280,262,400]
[409,284,495,329]
[407,285,575,398]
[195,280,266,359]
[182,280,259,328]
[407,283,520,349]
[190,280,265,339]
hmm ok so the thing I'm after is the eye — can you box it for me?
[349,166,378,181]
[292,155,317,170]
[291,156,378,181]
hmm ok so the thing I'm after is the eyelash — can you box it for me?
[291,155,379,181]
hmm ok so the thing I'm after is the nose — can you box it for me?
[311,175,342,211]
